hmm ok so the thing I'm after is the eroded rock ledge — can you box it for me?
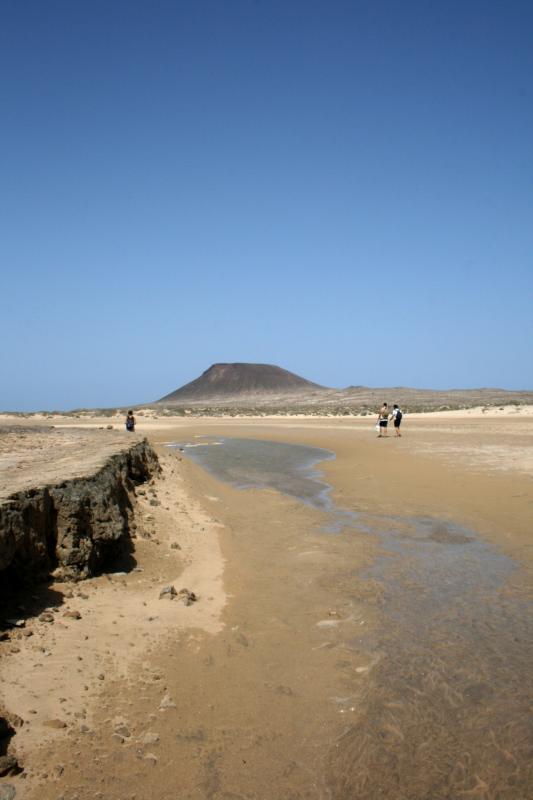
[0,439,159,583]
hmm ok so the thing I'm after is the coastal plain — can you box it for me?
[1,408,532,799]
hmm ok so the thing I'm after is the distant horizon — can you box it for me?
[2,1,531,410]
[2,359,533,413]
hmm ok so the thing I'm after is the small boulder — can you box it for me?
[141,732,160,745]
[43,719,67,729]
[177,589,197,606]
[63,610,82,620]
[159,586,177,600]
[159,694,176,710]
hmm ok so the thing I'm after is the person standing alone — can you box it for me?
[125,410,136,432]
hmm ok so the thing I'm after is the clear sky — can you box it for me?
[1,0,532,410]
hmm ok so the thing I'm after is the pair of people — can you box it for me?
[377,403,403,437]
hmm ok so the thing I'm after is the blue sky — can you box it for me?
[1,0,532,410]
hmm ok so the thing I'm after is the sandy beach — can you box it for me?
[1,409,532,799]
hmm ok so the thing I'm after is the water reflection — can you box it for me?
[172,436,335,509]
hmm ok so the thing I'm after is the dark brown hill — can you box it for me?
[158,363,327,403]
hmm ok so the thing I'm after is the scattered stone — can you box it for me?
[141,732,159,745]
[177,589,197,606]
[53,764,64,777]
[43,719,67,729]
[159,586,177,600]
[63,610,82,620]
[21,629,33,637]
[149,500,160,507]
[97,673,105,681]
[114,724,131,738]
[4,619,25,629]
[275,685,295,696]
[77,592,89,600]
[159,694,176,710]
[106,425,113,430]
[39,612,54,623]
[0,785,16,800]
[143,753,158,764]
[170,543,181,550]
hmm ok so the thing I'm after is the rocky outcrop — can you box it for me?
[0,710,22,779]
[0,440,159,583]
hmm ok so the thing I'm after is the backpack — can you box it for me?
[395,409,402,422]
[126,417,134,431]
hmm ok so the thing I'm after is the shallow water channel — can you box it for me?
[175,437,533,799]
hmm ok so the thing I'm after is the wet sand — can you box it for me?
[1,412,532,799]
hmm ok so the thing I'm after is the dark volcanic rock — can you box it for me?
[0,712,22,740]
[0,754,20,777]
[0,711,22,782]
[158,363,328,403]
[0,440,159,583]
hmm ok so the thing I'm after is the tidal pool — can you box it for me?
[173,436,335,509]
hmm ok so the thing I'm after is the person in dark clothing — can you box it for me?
[391,404,403,437]
[125,411,136,432]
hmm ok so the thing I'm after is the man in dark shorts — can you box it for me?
[391,404,403,437]
[377,403,389,437]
